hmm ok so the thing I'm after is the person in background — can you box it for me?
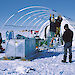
[11,31,14,39]
[49,14,56,47]
[6,31,9,40]
[62,24,73,63]
[55,15,63,37]
[9,31,14,40]
[0,33,2,49]
[50,17,56,38]
[0,33,5,51]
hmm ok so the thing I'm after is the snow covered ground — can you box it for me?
[0,37,75,75]
[0,21,75,75]
[0,45,75,75]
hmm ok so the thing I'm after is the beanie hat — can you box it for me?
[64,24,69,29]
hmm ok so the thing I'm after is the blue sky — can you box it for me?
[0,0,75,25]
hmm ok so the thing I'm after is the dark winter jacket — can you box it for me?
[55,18,63,27]
[50,22,56,32]
[62,29,73,43]
[0,33,2,44]
[49,17,56,32]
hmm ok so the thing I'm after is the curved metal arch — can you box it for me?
[18,6,50,13]
[31,15,49,25]
[28,18,37,26]
[31,15,49,26]
[4,14,15,25]
[29,20,45,30]
[23,15,49,30]
[21,12,49,25]
[4,6,59,26]
[14,10,49,25]
[27,14,49,26]
[4,6,50,25]
[35,20,45,30]
[34,19,42,25]
[30,16,49,30]
[28,15,47,25]
[37,13,49,18]
[35,16,49,28]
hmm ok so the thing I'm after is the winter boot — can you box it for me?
[62,55,67,63]
[69,60,72,63]
[69,55,72,63]
[61,60,66,63]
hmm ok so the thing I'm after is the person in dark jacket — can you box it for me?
[62,24,73,63]
[0,33,5,51]
[0,33,2,49]
[50,14,56,37]
[49,14,56,47]
[50,19,56,33]
[55,15,63,37]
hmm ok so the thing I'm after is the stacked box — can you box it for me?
[5,38,36,59]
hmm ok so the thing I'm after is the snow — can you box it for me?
[0,18,75,75]
[0,46,75,75]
